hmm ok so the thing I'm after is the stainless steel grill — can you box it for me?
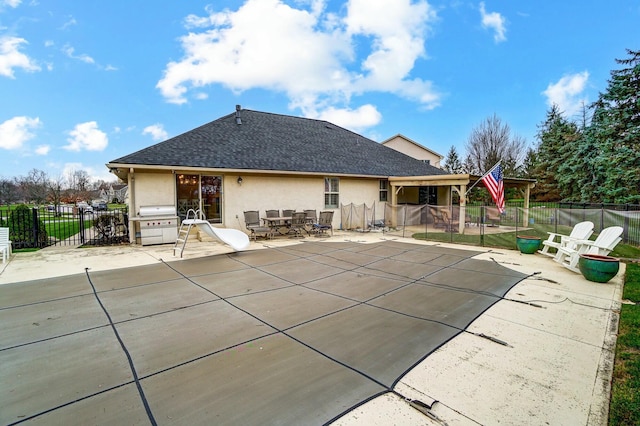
[136,205,178,245]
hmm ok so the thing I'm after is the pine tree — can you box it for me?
[532,105,578,201]
[588,49,640,203]
[443,146,463,174]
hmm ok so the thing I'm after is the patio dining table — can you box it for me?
[262,216,315,236]
[262,216,293,235]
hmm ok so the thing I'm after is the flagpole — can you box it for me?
[465,160,501,196]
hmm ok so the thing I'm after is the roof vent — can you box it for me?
[235,105,242,125]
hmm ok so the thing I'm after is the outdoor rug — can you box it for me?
[1,241,528,425]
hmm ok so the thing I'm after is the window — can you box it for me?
[324,177,339,208]
[422,159,431,165]
[176,174,223,223]
[379,180,389,202]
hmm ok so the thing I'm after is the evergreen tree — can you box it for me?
[443,146,463,174]
[588,49,640,203]
[532,105,579,201]
[521,147,537,179]
[462,153,477,175]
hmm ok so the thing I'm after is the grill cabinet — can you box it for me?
[137,206,179,245]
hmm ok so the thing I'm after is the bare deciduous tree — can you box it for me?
[0,178,20,206]
[19,169,49,205]
[465,114,527,176]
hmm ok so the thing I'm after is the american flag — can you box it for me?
[481,163,505,213]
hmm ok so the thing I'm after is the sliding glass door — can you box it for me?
[176,174,222,223]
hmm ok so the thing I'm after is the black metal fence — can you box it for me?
[0,206,129,249]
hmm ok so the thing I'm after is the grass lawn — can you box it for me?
[412,228,640,260]
[43,217,93,241]
[609,263,640,425]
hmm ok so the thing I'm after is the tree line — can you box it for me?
[0,168,118,207]
[443,48,639,205]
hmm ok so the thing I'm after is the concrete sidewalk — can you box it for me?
[0,231,624,425]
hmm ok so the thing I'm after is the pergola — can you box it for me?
[388,174,537,234]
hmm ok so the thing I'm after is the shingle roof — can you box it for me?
[109,108,446,177]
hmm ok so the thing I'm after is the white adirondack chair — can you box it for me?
[0,227,12,264]
[538,221,594,257]
[554,226,623,272]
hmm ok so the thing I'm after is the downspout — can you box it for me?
[128,168,135,244]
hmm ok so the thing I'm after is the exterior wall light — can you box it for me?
[237,176,243,185]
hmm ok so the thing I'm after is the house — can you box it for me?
[107,106,535,244]
[381,134,444,168]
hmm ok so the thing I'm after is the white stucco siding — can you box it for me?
[224,175,382,231]
[339,178,381,207]
[223,175,324,228]
[131,173,175,215]
[126,171,383,234]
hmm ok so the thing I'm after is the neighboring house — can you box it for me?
[107,106,534,244]
[381,134,444,168]
[98,184,128,203]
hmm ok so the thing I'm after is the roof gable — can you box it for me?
[381,134,444,159]
[109,109,446,177]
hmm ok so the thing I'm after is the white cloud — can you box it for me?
[142,123,168,141]
[35,144,50,155]
[0,36,41,78]
[59,16,77,30]
[0,116,41,149]
[64,121,108,151]
[2,0,22,7]
[542,71,589,117]
[314,104,382,132]
[44,40,54,47]
[157,0,439,127]
[479,2,506,43]
[62,44,95,64]
[61,162,115,183]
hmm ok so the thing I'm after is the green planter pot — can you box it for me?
[578,254,620,283]
[516,235,541,254]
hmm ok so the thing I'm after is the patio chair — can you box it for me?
[289,212,308,238]
[0,227,12,264]
[243,211,273,241]
[440,209,459,233]
[485,207,501,227]
[554,226,623,273]
[265,209,280,227]
[428,206,446,229]
[303,209,317,234]
[282,209,295,226]
[265,209,279,219]
[313,211,334,236]
[538,221,594,258]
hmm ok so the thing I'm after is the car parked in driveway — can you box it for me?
[77,201,93,213]
[92,200,108,211]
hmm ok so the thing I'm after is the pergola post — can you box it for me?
[459,184,467,234]
[522,183,534,227]
[390,184,399,228]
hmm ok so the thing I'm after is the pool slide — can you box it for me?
[182,218,251,251]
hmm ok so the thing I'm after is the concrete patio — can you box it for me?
[0,231,623,425]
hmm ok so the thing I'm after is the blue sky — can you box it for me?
[1,0,638,182]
